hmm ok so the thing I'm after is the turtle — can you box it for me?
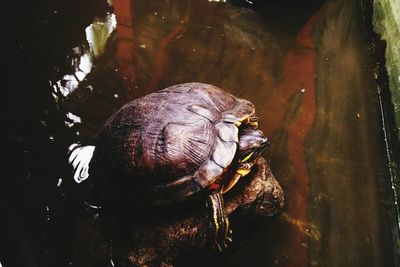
[68,82,269,250]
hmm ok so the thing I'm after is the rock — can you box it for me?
[75,157,283,267]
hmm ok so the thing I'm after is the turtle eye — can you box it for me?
[250,116,259,122]
[248,116,259,129]
[239,151,255,163]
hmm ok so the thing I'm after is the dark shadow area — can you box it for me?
[3,1,111,266]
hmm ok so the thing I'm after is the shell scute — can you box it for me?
[188,84,237,112]
[193,158,224,188]
[222,99,255,124]
[187,104,220,122]
[153,119,214,181]
[215,122,239,143]
[211,138,237,169]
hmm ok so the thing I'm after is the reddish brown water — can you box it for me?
[3,0,399,266]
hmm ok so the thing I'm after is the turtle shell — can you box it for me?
[93,82,255,205]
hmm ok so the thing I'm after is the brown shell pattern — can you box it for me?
[95,83,255,204]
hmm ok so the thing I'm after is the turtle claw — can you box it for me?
[212,226,232,252]
[216,243,223,252]
[207,192,233,252]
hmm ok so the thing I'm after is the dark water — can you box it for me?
[3,0,399,266]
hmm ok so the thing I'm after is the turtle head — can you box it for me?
[237,127,270,164]
[218,126,269,195]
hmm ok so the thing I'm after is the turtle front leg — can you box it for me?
[206,192,232,251]
[221,162,254,194]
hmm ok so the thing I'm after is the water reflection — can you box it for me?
[51,12,116,99]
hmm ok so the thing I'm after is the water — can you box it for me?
[3,0,399,266]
